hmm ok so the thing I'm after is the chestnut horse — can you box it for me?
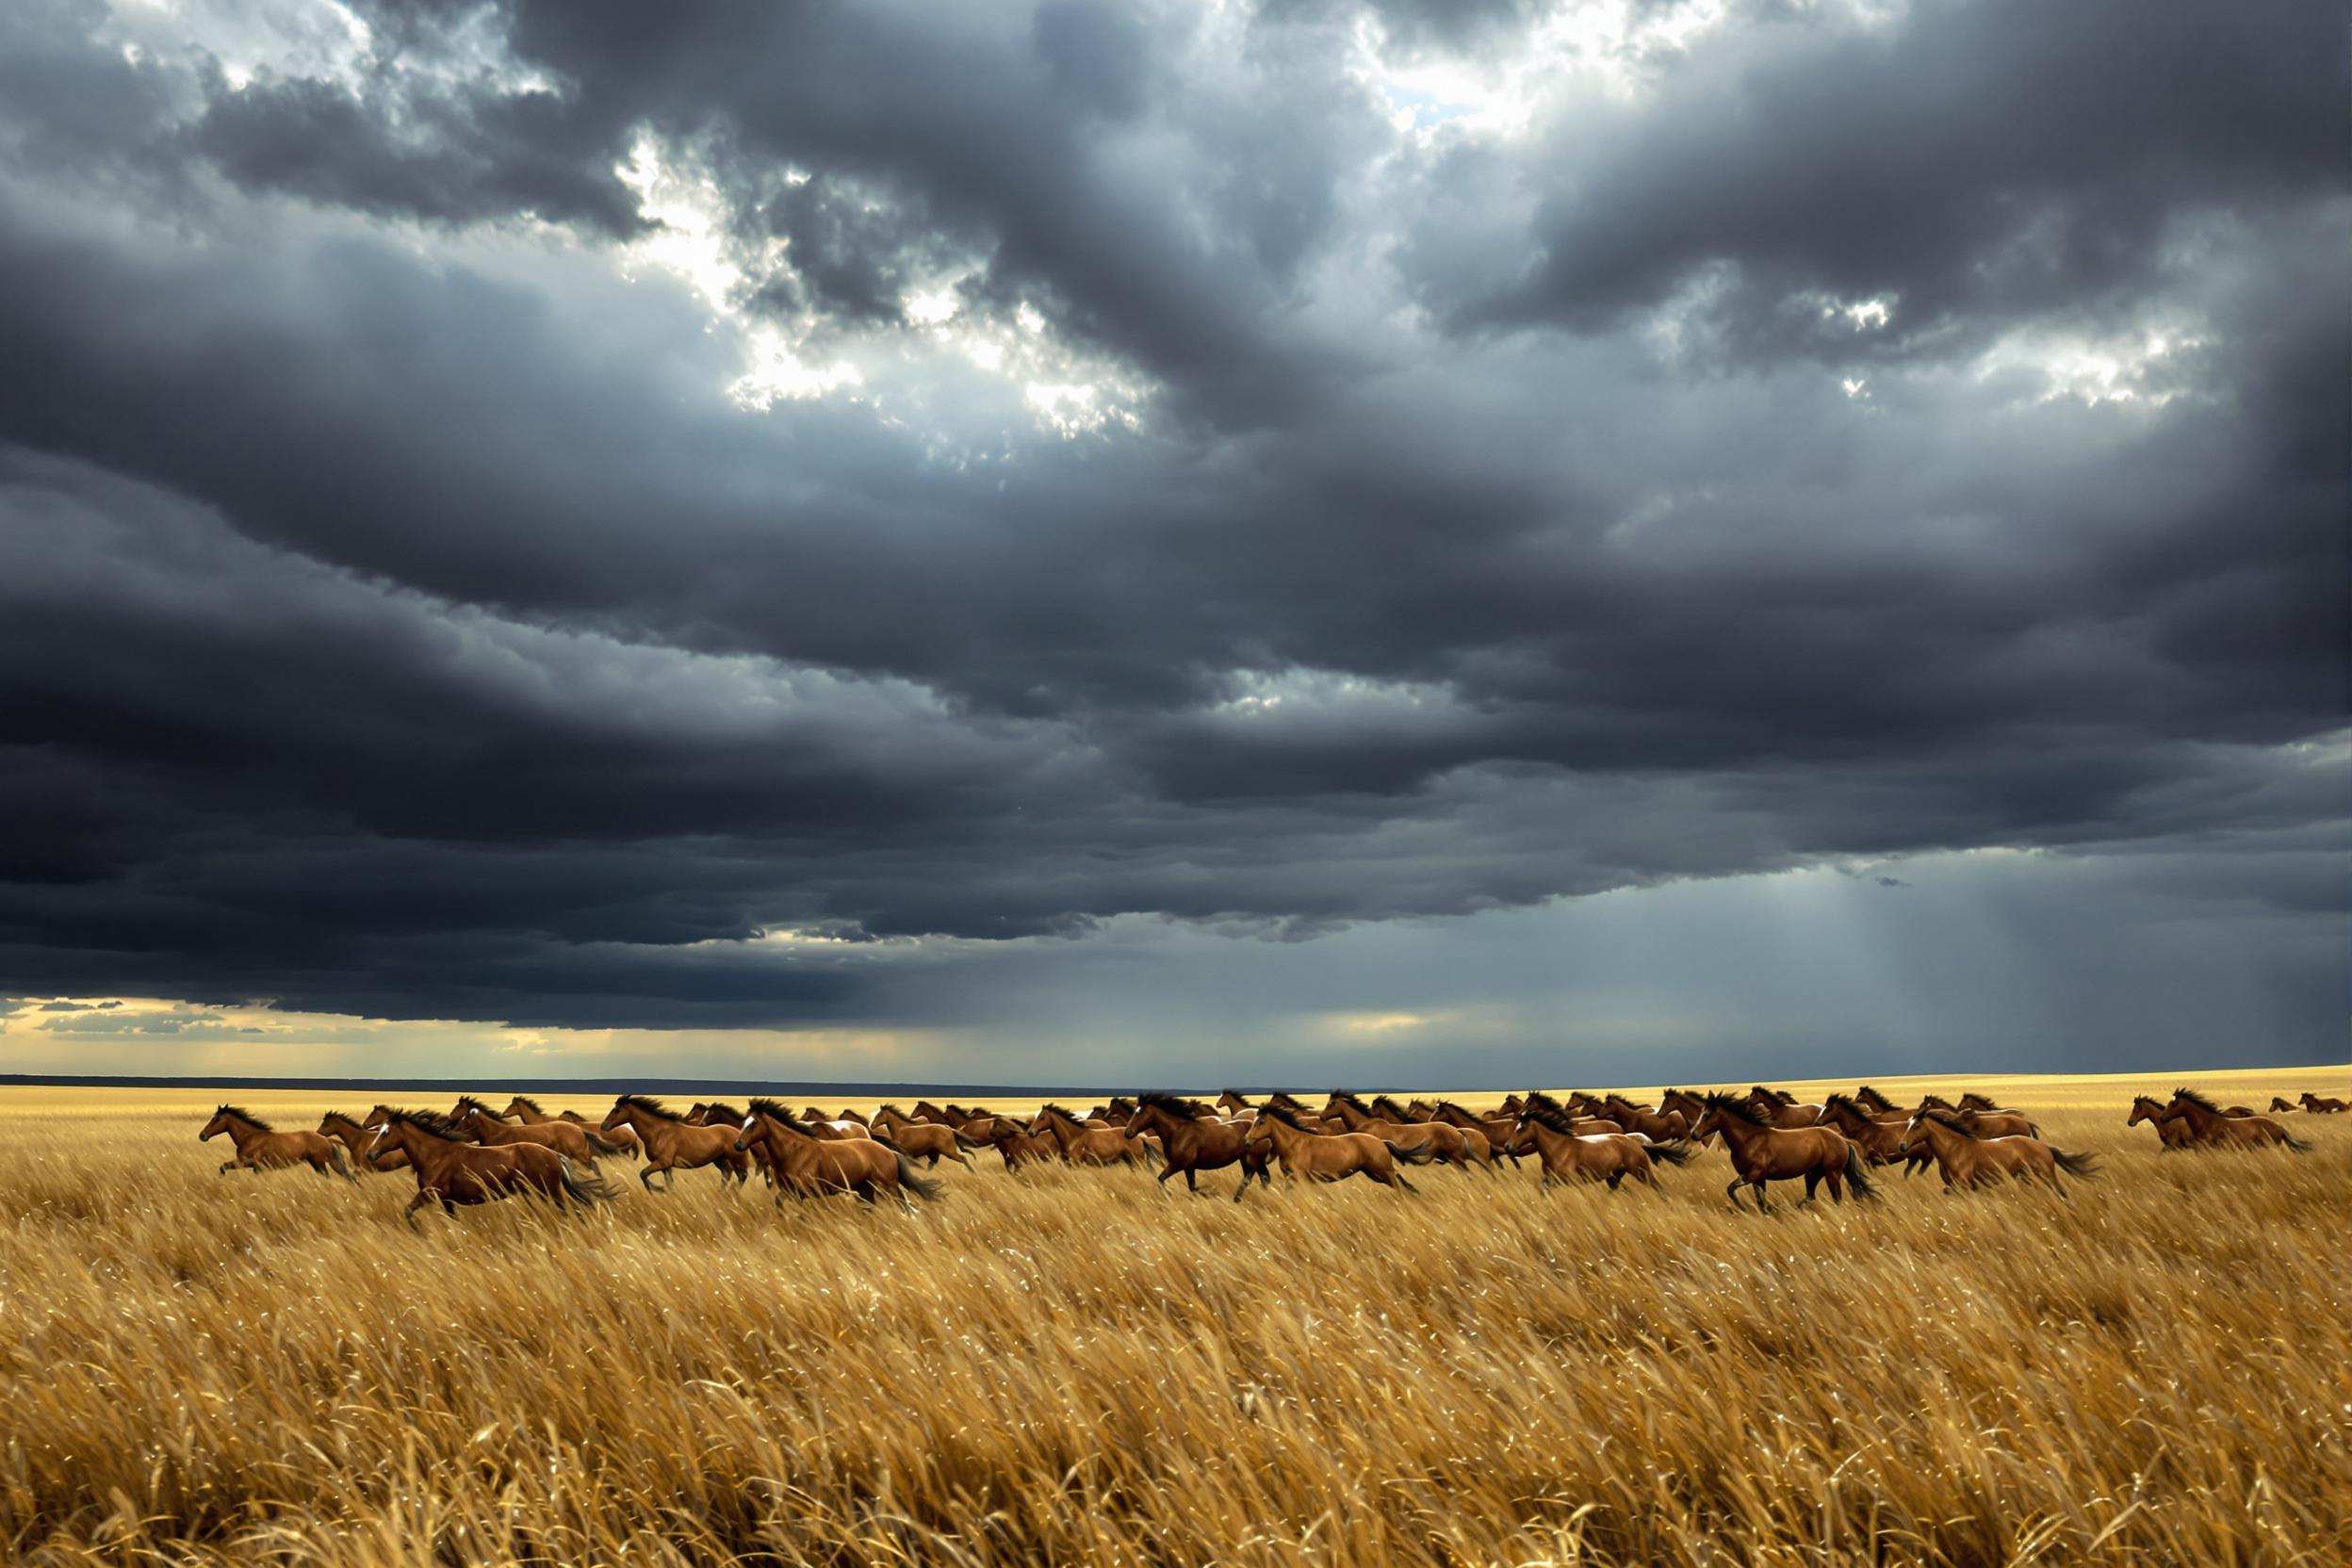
[1215,1089,1258,1117]
[734,1101,941,1209]
[1512,1102,1690,1190]
[1854,1086,1904,1117]
[1320,1091,1485,1168]
[1900,1112,2100,1195]
[318,1110,408,1171]
[1744,1086,1827,1129]
[1915,1095,2040,1141]
[1126,1093,1271,1200]
[366,1108,612,1225]
[975,1116,1061,1170]
[1818,1095,1908,1166]
[200,1106,354,1181]
[602,1095,752,1191]
[870,1104,977,1168]
[2160,1089,2311,1151]
[1601,1094,1691,1142]
[451,1098,628,1163]
[2299,1092,2348,1114]
[1033,1104,1152,1167]
[2128,1095,2197,1152]
[1243,1104,1428,1192]
[1690,1094,1877,1213]
[502,1095,640,1158]
[1431,1101,1524,1164]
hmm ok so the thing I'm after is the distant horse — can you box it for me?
[1744,1086,1828,1128]
[734,1101,940,1209]
[870,1104,977,1168]
[1430,1101,1524,1164]
[2300,1092,2348,1115]
[1033,1104,1152,1168]
[1915,1094,2040,1141]
[366,1108,612,1226]
[1215,1089,1257,1117]
[2160,1089,2311,1152]
[972,1116,1060,1170]
[2269,1096,2298,1113]
[200,1106,354,1181]
[1900,1112,2100,1196]
[601,1096,752,1191]
[318,1110,407,1171]
[502,1095,640,1157]
[2127,1095,2197,1152]
[1320,1091,1485,1168]
[1853,1086,1904,1117]
[1126,1093,1271,1200]
[450,1098,627,1163]
[1244,1104,1428,1192]
[1658,1089,1710,1131]
[1512,1102,1690,1190]
[1690,1095,1876,1213]
[1819,1095,1909,1166]
[1601,1094,1691,1142]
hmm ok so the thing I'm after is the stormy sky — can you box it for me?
[0,0,2343,1086]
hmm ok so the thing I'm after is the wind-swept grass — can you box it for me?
[1,1071,2345,1565]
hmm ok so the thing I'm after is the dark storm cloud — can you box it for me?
[0,0,2341,1037]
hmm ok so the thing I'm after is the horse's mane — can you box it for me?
[1258,1102,1315,1132]
[213,1104,270,1130]
[450,1096,505,1119]
[1369,1094,1413,1119]
[874,1102,906,1119]
[318,1110,363,1130]
[1704,1093,1770,1126]
[1325,1089,1373,1115]
[1750,1085,1796,1105]
[1135,1091,1200,1117]
[1105,1096,1136,1113]
[1522,1089,1567,1116]
[701,1102,743,1122]
[382,1108,469,1141]
[1919,1109,1977,1137]
[2132,1093,2165,1108]
[1821,1092,1863,1119]
[614,1094,681,1121]
[506,1094,548,1116]
[1267,1091,1311,1109]
[1520,1102,1584,1137]
[2171,1086,2222,1115]
[1855,1086,1893,1105]
[1038,1102,1086,1127]
[1916,1092,1956,1111]
[1435,1100,1487,1121]
[1218,1088,1255,1105]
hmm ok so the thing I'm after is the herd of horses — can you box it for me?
[194,1082,2332,1225]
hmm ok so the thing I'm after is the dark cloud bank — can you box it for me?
[0,0,2342,1070]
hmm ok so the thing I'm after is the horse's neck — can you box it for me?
[222,1119,265,1152]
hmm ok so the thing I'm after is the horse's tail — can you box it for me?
[556,1154,614,1206]
[1386,1139,1435,1166]
[953,1128,983,1150]
[892,1146,944,1202]
[329,1143,357,1183]
[2027,1120,2043,1139]
[2281,1131,2314,1153]
[2049,1147,2100,1179]
[585,1129,631,1157]
[1648,1139,1694,1168]
[1844,1144,1881,1202]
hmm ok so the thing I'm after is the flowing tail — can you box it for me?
[585,1129,632,1157]
[554,1153,616,1206]
[953,1128,983,1150]
[891,1147,945,1202]
[1648,1139,1694,1168]
[329,1144,357,1183]
[2281,1131,2314,1153]
[1386,1139,1436,1166]
[1844,1145,1881,1202]
[2050,1148,2101,1180]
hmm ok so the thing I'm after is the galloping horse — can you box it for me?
[1900,1112,2100,1195]
[451,1098,627,1163]
[1243,1104,1428,1192]
[503,1095,640,1157]
[868,1105,976,1168]
[1915,1095,2040,1140]
[1320,1091,1484,1168]
[1853,1086,1904,1117]
[1511,1102,1690,1190]
[1126,1093,1271,1200]
[366,1108,612,1226]
[602,1095,752,1191]
[974,1116,1060,1170]
[1430,1101,1524,1164]
[2127,1095,2197,1151]
[1744,1086,1827,1129]
[733,1101,941,1209]
[1215,1089,1258,1117]
[1658,1089,1710,1131]
[2300,1092,2349,1114]
[1033,1104,1152,1167]
[2268,1096,2298,1113]
[1690,1094,1876,1213]
[1818,1095,1908,1166]
[1601,1094,1691,1142]
[318,1111,408,1171]
[200,1107,354,1181]
[2160,1089,2311,1151]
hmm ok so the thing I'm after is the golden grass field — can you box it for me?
[2,1066,2346,1566]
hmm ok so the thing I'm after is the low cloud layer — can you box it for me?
[0,0,2341,1072]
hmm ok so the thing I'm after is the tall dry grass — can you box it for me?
[1,1070,2346,1566]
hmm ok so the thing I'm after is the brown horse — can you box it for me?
[1853,1086,1904,1117]
[1512,1102,1690,1190]
[503,1095,641,1158]
[2160,1088,2311,1151]
[1900,1111,2100,1195]
[1215,1089,1258,1117]
[1690,1094,1876,1213]
[200,1106,354,1181]
[2127,1095,2197,1151]
[1127,1093,1272,1200]
[1818,1095,1909,1166]
[1430,1101,1524,1164]
[1033,1104,1152,1167]
[1321,1091,1484,1168]
[602,1095,752,1191]
[1744,1086,1828,1128]
[1243,1104,1428,1192]
[1601,1094,1691,1142]
[1658,1088,1710,1130]
[318,1111,409,1171]
[1915,1094,2039,1141]
[2299,1092,2349,1114]
[366,1108,612,1226]
[870,1104,977,1168]
[733,1101,941,1209]
[451,1098,628,1164]
[974,1116,1060,1170]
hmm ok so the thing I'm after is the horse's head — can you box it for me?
[733,1115,760,1152]
[600,1098,632,1132]
[198,1107,234,1141]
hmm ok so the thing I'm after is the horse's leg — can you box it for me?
[1800,1171,1821,1206]
[1751,1180,1771,1214]
[218,1160,237,1175]
[1723,1178,1746,1210]
[1825,1168,1844,1204]
[1606,1171,1623,1189]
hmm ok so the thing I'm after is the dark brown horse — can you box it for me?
[973,1115,1060,1170]
[1320,1091,1485,1168]
[733,1101,941,1209]
[2300,1092,2349,1114]
[200,1106,354,1181]
[451,1098,628,1163]
[1900,1112,2100,1195]
[869,1104,977,1168]
[1690,1094,1876,1213]
[318,1111,408,1171]
[1243,1104,1428,1192]
[1818,1094,1909,1166]
[1853,1086,1904,1117]
[1126,1093,1271,1200]
[1512,1102,1690,1190]
[1744,1086,1827,1128]
[2128,1095,2197,1151]
[1430,1101,1524,1164]
[366,1108,612,1225]
[503,1095,641,1158]
[2160,1089,2311,1151]
[1601,1093,1691,1142]
[602,1095,752,1191]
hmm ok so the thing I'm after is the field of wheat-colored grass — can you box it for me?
[2,1067,2346,1565]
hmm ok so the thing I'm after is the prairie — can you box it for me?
[1,1068,2346,1565]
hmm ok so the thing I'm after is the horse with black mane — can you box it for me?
[1900,1111,2100,1195]
[318,1110,406,1171]
[1512,1100,1690,1190]
[200,1106,354,1181]
[602,1095,752,1191]
[1690,1094,1876,1213]
[503,1094,641,1157]
[2160,1088,2310,1152]
[1244,1103,1428,1193]
[733,1100,941,1209]
[366,1108,612,1225]
[1126,1092,1271,1200]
